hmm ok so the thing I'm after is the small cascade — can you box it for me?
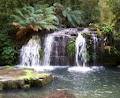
[43,28,77,66]
[92,33,98,65]
[20,35,41,67]
[43,33,68,66]
[75,33,87,66]
[75,29,88,66]
[43,34,55,66]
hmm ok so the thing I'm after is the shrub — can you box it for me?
[0,33,17,65]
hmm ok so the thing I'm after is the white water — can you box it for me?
[92,33,98,65]
[75,29,88,66]
[68,66,104,73]
[43,33,66,66]
[68,66,92,73]
[43,34,55,66]
[20,35,41,67]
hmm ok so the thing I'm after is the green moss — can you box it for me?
[19,70,49,80]
[0,67,53,90]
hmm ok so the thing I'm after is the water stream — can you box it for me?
[92,33,98,65]
[43,34,55,66]
[43,28,77,66]
[75,33,87,66]
[20,35,41,67]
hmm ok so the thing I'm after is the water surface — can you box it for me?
[1,66,120,98]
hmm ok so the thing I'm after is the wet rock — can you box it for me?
[43,90,76,98]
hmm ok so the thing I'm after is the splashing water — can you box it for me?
[20,35,41,67]
[75,29,88,66]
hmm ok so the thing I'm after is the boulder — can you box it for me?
[43,90,76,98]
[0,66,53,90]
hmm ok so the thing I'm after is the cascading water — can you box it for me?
[68,28,93,72]
[92,33,98,65]
[75,32,87,66]
[43,34,55,66]
[20,35,41,67]
[43,33,67,66]
[43,28,77,66]
[18,28,99,72]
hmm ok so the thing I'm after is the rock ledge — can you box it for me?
[0,66,53,90]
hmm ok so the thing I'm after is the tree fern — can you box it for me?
[11,5,59,39]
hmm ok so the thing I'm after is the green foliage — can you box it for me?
[109,0,120,31]
[67,40,75,57]
[62,7,83,27]
[98,0,114,25]
[0,33,17,65]
[1,47,17,65]
[39,48,44,60]
[101,24,113,34]
[79,0,100,25]
[53,1,99,27]
[11,5,59,31]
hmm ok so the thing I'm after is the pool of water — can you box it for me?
[1,66,120,98]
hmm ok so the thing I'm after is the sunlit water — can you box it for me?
[1,66,120,98]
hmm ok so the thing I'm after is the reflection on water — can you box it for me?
[1,66,120,98]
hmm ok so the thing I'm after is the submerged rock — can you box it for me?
[0,66,53,90]
[43,90,76,98]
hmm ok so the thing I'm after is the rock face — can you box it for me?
[49,28,78,65]
[43,90,76,98]
[0,66,53,90]
[50,36,70,65]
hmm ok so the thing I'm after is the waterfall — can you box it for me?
[43,34,55,66]
[75,33,87,66]
[68,28,92,72]
[43,28,77,66]
[20,35,41,67]
[92,33,98,65]
[75,29,88,66]
[43,33,66,66]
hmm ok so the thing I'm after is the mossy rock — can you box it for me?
[0,66,53,90]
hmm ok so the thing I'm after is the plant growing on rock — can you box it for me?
[67,40,76,57]
[39,48,44,60]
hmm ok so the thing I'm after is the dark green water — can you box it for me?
[1,66,120,98]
